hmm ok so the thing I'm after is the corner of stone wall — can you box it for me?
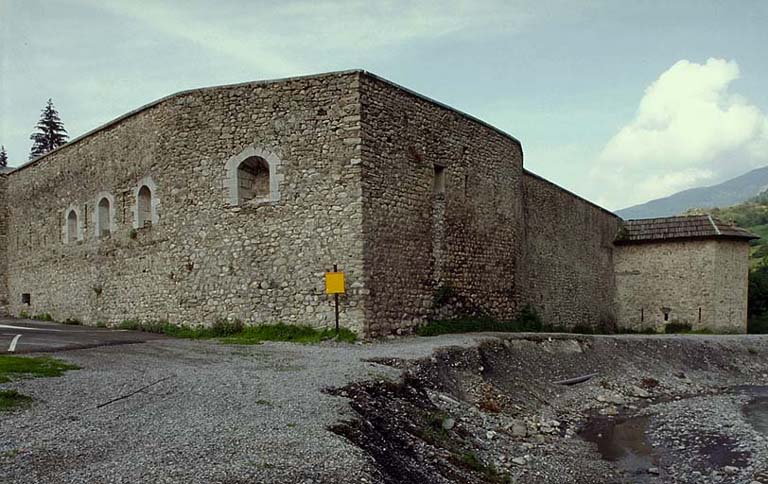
[0,174,8,315]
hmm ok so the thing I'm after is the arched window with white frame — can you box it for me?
[133,176,159,229]
[63,206,82,243]
[225,146,283,206]
[94,192,115,238]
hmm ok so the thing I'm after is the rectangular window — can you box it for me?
[21,293,31,305]
[433,165,446,194]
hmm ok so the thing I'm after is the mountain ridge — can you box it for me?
[616,166,768,219]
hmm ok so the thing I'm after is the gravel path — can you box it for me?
[3,333,768,483]
[0,333,497,483]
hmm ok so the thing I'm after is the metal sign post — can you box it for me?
[325,264,345,335]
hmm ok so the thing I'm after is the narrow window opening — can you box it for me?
[97,197,111,237]
[21,293,30,305]
[661,307,671,322]
[698,307,702,323]
[66,210,78,243]
[433,165,446,194]
[237,156,270,203]
[640,308,644,322]
[137,185,153,227]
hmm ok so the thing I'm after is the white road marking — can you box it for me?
[0,324,63,332]
[8,334,21,352]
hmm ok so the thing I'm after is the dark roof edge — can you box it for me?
[358,71,522,149]
[8,69,365,175]
[9,68,525,175]
[523,169,620,219]
[615,234,759,246]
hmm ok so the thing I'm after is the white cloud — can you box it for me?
[594,58,768,209]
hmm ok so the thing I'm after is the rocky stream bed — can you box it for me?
[330,335,768,484]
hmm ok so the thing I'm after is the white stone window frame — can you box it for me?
[94,192,117,238]
[63,205,83,244]
[133,176,160,229]
[225,146,283,206]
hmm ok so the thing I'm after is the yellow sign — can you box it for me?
[325,272,346,294]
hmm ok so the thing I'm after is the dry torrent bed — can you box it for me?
[1,333,768,483]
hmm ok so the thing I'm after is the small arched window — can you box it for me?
[236,156,270,203]
[96,197,112,237]
[225,146,282,206]
[66,209,79,243]
[137,185,152,227]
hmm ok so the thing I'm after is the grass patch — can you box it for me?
[0,355,79,384]
[32,313,54,322]
[0,390,33,411]
[663,321,713,334]
[418,305,543,337]
[221,323,357,344]
[450,452,512,483]
[118,320,356,344]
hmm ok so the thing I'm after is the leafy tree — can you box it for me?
[749,266,768,333]
[0,145,7,168]
[29,99,68,160]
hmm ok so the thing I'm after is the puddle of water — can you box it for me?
[580,415,655,476]
[743,396,768,435]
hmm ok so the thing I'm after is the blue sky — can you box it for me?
[1,0,766,210]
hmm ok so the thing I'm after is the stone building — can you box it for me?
[0,70,756,336]
[614,216,756,333]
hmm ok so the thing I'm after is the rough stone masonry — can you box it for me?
[0,70,757,336]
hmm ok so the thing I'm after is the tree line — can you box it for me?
[0,99,69,168]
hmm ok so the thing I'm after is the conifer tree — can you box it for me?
[0,145,7,168]
[29,99,68,160]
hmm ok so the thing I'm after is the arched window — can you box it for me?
[96,197,111,237]
[66,209,79,243]
[137,185,152,227]
[132,177,159,229]
[225,146,282,206]
[237,156,270,203]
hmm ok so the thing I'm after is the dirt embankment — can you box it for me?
[330,334,768,484]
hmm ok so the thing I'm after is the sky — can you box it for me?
[1,0,767,210]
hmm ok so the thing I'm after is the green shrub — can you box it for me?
[417,305,543,337]
[221,323,357,344]
[33,313,54,322]
[664,321,692,333]
[517,305,543,331]
[61,318,81,326]
[748,314,768,334]
[118,319,142,331]
[18,311,30,319]
[116,320,355,344]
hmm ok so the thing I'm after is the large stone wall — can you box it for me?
[4,71,367,332]
[614,239,749,333]
[359,74,525,336]
[521,171,621,330]
[0,174,8,313]
[1,69,753,337]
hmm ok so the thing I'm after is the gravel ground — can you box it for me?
[0,333,498,483]
[2,333,768,483]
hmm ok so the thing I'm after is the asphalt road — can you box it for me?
[0,318,166,354]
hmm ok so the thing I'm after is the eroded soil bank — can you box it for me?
[330,334,768,484]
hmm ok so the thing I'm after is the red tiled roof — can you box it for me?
[616,215,759,244]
